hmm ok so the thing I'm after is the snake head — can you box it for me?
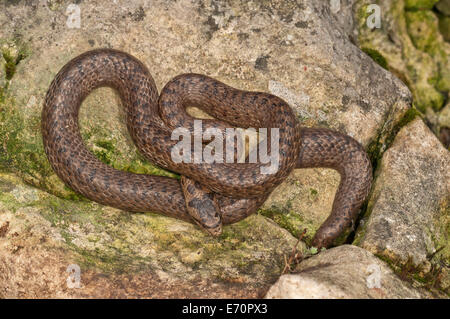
[187,197,223,237]
[181,176,223,237]
[201,219,223,237]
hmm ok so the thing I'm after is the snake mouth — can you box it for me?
[186,195,223,236]
[193,219,222,237]
[204,225,223,237]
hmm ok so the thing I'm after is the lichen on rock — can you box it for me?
[354,119,449,286]
[356,0,448,113]
[0,0,412,248]
[405,0,440,10]
[405,9,450,94]
[0,0,448,298]
[436,0,450,15]
[0,171,301,298]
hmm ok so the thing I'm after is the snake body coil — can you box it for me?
[42,49,372,248]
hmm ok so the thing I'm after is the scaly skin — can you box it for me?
[42,49,372,248]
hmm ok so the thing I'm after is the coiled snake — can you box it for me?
[42,49,372,248]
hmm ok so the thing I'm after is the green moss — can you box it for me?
[0,95,177,201]
[438,15,450,42]
[1,42,29,81]
[405,9,450,99]
[434,201,450,264]
[405,0,440,10]
[258,207,316,245]
[0,104,57,190]
[309,188,318,197]
[88,136,178,179]
[68,211,289,277]
[3,51,16,81]
[95,140,115,152]
[356,3,373,26]
[405,10,442,57]
[414,86,444,112]
[0,39,29,102]
[375,253,449,295]
[0,42,47,187]
[395,106,422,128]
[121,157,179,179]
[357,1,448,114]
[93,149,112,165]
[361,47,388,69]
[367,107,422,172]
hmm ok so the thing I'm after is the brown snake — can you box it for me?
[42,49,372,248]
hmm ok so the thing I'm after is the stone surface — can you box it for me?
[436,0,450,16]
[265,245,432,299]
[0,52,4,91]
[0,0,447,298]
[356,0,449,113]
[0,172,300,298]
[405,0,440,10]
[405,10,450,93]
[355,0,450,149]
[439,100,450,128]
[354,119,449,271]
[439,15,450,42]
[0,0,411,247]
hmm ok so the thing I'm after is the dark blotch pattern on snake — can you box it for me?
[41,49,372,248]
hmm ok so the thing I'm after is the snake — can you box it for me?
[42,49,372,248]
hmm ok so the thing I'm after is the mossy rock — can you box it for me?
[436,0,450,16]
[0,0,414,247]
[405,0,440,10]
[356,0,447,113]
[405,10,450,93]
[439,15,450,42]
[0,171,301,297]
[361,47,388,69]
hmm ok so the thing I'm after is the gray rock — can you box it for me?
[354,119,449,270]
[265,245,431,299]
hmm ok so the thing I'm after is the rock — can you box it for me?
[436,0,450,16]
[355,0,448,112]
[354,119,449,272]
[405,0,440,10]
[0,172,301,298]
[439,100,450,128]
[0,52,4,91]
[439,97,450,148]
[405,10,450,93]
[439,15,450,42]
[265,245,432,298]
[0,0,411,247]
